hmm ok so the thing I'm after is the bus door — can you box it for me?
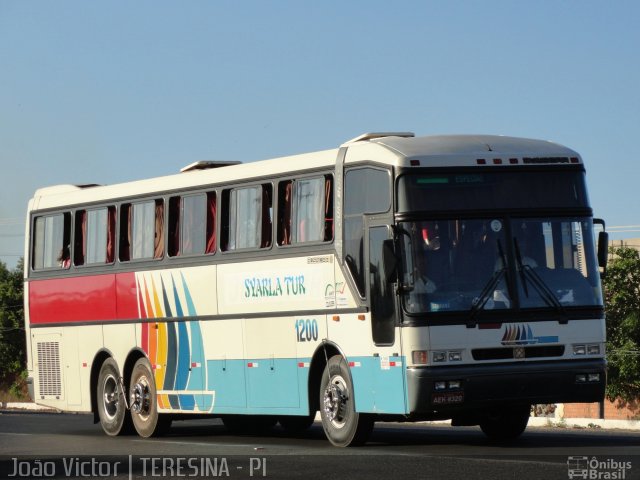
[364,218,407,414]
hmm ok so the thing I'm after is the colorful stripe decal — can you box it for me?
[134,270,216,413]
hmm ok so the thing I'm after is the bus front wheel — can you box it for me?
[319,355,373,447]
[97,358,131,436]
[479,404,530,441]
[129,358,171,437]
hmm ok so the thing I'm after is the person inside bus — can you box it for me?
[406,249,437,312]
[57,245,71,269]
[406,222,443,312]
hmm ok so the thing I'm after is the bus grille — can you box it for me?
[37,342,62,397]
[472,345,565,361]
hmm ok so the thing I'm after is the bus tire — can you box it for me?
[479,405,530,441]
[319,355,374,447]
[97,358,131,436]
[279,414,315,433]
[129,358,170,437]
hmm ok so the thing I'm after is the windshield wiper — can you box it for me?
[513,239,567,323]
[467,240,509,328]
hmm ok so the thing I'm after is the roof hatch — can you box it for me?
[341,131,415,146]
[180,160,242,173]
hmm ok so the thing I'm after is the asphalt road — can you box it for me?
[0,412,638,480]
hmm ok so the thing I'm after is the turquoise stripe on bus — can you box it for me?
[187,322,204,391]
[175,322,190,391]
[164,322,177,391]
[179,394,195,411]
[180,272,197,316]
[164,356,408,416]
[171,275,184,317]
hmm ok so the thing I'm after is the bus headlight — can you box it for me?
[573,344,586,355]
[587,344,600,355]
[448,351,462,362]
[573,344,601,355]
[433,351,447,363]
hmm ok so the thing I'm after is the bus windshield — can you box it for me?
[400,217,603,314]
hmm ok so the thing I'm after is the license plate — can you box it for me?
[432,391,464,405]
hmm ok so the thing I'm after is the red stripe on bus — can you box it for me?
[29,272,137,324]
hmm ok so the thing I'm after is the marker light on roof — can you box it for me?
[477,159,486,165]
[493,158,503,164]
[410,159,421,166]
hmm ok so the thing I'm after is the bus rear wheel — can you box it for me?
[97,358,131,436]
[129,358,171,437]
[479,404,530,441]
[319,355,373,447]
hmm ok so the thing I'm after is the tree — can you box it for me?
[0,259,25,389]
[602,246,640,402]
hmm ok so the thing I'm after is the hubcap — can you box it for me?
[102,374,119,420]
[130,378,151,416]
[323,375,349,428]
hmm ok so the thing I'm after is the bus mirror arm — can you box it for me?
[593,218,608,274]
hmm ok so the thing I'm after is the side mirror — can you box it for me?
[597,231,609,270]
[382,239,399,283]
[593,218,608,275]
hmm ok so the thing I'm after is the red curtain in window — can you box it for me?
[282,182,292,245]
[324,177,333,241]
[206,193,217,254]
[261,186,272,248]
[106,207,116,263]
[74,210,87,266]
[119,204,132,262]
[168,197,180,257]
[154,201,164,259]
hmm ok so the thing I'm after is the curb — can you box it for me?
[528,416,640,431]
[0,402,57,412]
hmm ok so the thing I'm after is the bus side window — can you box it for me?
[74,206,116,266]
[344,167,391,296]
[32,212,71,270]
[222,184,272,251]
[120,199,164,261]
[169,193,213,257]
[277,175,332,246]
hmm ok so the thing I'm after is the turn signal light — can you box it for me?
[412,351,428,365]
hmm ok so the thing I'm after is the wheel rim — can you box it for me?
[323,374,349,429]
[102,374,120,420]
[130,376,151,419]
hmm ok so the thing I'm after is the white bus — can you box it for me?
[24,132,608,446]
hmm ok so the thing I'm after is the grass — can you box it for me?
[0,389,27,403]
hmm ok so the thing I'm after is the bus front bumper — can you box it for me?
[406,359,606,415]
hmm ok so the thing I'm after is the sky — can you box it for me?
[1,1,639,268]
